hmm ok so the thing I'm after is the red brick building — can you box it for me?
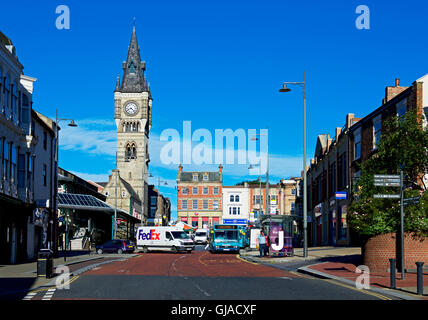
[176,165,223,228]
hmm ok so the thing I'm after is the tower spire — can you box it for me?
[119,26,147,93]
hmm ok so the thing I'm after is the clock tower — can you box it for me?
[107,26,152,223]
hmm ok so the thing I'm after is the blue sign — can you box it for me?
[335,192,347,200]
[223,219,248,225]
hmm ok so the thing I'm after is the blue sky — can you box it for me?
[1,0,427,219]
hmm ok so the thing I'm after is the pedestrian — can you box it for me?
[257,230,267,258]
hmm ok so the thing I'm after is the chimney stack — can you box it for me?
[219,164,223,173]
[395,78,400,87]
[178,164,183,172]
[384,77,408,103]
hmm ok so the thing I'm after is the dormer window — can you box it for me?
[203,174,208,181]
[193,174,198,182]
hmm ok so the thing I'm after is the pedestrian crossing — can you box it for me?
[22,288,56,300]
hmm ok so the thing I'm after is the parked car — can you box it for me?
[96,239,135,254]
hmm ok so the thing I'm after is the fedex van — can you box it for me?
[136,226,195,253]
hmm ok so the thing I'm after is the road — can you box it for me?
[23,246,396,300]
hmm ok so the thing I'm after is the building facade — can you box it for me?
[104,27,152,224]
[0,31,56,263]
[147,185,171,226]
[177,165,223,228]
[306,113,360,247]
[222,185,250,225]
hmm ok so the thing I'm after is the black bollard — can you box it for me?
[389,258,396,289]
[416,262,424,295]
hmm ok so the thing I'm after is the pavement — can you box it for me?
[240,246,428,300]
[0,250,137,299]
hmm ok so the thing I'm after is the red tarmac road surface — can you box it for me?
[85,252,299,278]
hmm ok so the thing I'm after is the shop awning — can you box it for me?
[58,193,140,222]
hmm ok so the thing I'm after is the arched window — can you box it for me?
[235,195,240,202]
[230,195,234,202]
[125,142,137,161]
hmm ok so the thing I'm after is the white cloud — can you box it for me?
[60,118,304,185]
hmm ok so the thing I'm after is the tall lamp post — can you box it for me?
[279,71,308,258]
[248,159,263,220]
[54,109,77,261]
[251,131,269,216]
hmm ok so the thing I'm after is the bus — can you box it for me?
[209,224,243,253]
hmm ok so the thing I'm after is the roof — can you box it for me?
[58,193,140,222]
[0,31,13,46]
[178,171,222,182]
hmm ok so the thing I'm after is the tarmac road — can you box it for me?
[23,246,397,300]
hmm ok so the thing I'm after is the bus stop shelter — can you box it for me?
[57,193,141,249]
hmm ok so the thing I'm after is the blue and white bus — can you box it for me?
[209,224,243,253]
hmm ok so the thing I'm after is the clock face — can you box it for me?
[125,102,138,115]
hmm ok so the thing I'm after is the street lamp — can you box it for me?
[279,71,308,258]
[251,131,269,216]
[248,160,263,219]
[54,110,78,261]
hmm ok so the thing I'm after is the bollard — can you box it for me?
[389,258,396,289]
[416,262,424,296]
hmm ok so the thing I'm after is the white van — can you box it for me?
[136,226,195,253]
[194,229,209,244]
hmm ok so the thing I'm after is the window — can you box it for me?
[42,164,47,186]
[203,199,208,210]
[122,190,126,197]
[27,155,33,191]
[4,74,10,116]
[230,195,234,202]
[213,187,219,195]
[182,187,188,195]
[192,199,198,210]
[229,207,232,215]
[21,94,29,124]
[203,187,208,195]
[233,207,237,215]
[253,195,263,205]
[11,80,17,120]
[193,174,198,181]
[3,141,9,180]
[213,200,219,210]
[18,154,25,188]
[105,191,109,197]
[150,207,156,217]
[235,195,240,202]
[182,200,188,210]
[151,196,157,206]
[291,189,296,195]
[10,144,16,182]
[203,174,208,181]
[0,68,3,111]
[396,98,407,120]
[192,187,198,195]
[373,115,381,150]
[354,128,361,160]
[125,143,137,160]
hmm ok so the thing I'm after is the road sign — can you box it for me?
[403,196,420,206]
[374,194,400,199]
[374,181,401,187]
[374,174,400,179]
[335,192,347,200]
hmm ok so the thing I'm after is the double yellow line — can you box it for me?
[324,279,393,300]
[29,275,80,294]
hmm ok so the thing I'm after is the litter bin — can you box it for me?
[37,249,53,278]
